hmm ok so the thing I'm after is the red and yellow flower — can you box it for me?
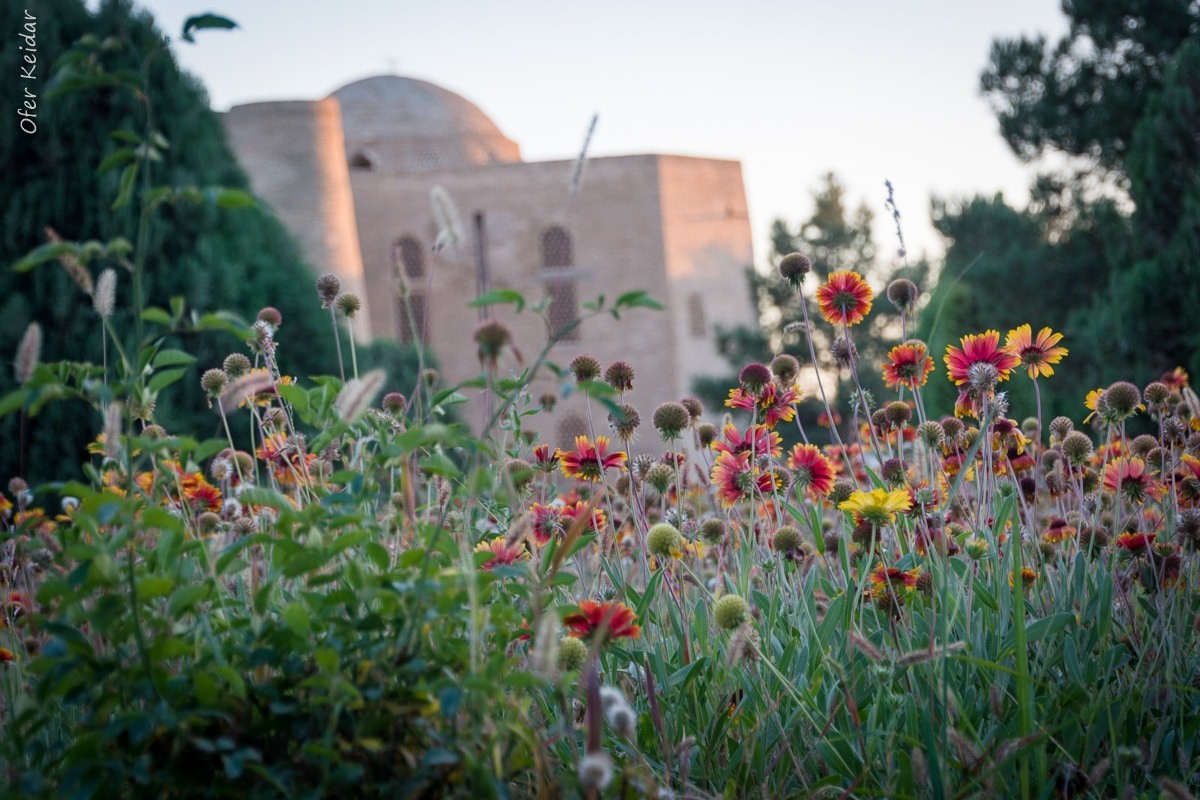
[711,423,782,460]
[257,433,317,487]
[816,270,873,327]
[882,341,934,390]
[1004,324,1068,379]
[564,600,640,643]
[560,501,607,533]
[557,435,626,482]
[711,450,781,508]
[944,330,1021,386]
[474,537,529,570]
[1102,457,1165,506]
[725,382,800,428]
[786,443,835,497]
[839,487,912,526]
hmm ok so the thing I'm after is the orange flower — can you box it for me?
[564,600,640,642]
[560,501,607,533]
[557,435,626,482]
[816,271,873,326]
[1116,530,1155,553]
[882,341,934,390]
[1005,324,1068,379]
[474,537,528,570]
[257,433,318,487]
[868,564,920,599]
[786,443,835,497]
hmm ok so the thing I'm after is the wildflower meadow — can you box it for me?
[3,7,1200,800]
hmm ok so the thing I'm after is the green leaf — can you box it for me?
[142,307,173,327]
[281,603,311,637]
[11,242,76,273]
[152,349,197,368]
[207,187,257,210]
[112,162,138,210]
[135,576,174,601]
[468,288,525,312]
[181,13,238,43]
[418,452,460,479]
[168,584,211,617]
[614,290,664,310]
[148,367,189,394]
[97,147,135,176]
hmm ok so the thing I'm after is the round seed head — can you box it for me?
[652,402,690,440]
[608,403,641,441]
[473,320,512,366]
[382,392,407,413]
[884,401,912,427]
[885,278,919,312]
[223,352,251,379]
[335,292,362,318]
[1105,381,1142,418]
[1049,416,1074,443]
[200,368,228,397]
[829,480,855,507]
[316,273,341,307]
[830,335,858,368]
[645,463,675,495]
[603,360,635,392]
[647,522,682,557]
[772,525,803,553]
[697,422,718,448]
[968,362,999,394]
[778,252,812,286]
[1144,381,1171,408]
[680,396,704,422]
[918,420,945,448]
[557,636,588,672]
[940,417,964,441]
[539,392,557,412]
[256,306,282,327]
[1131,434,1158,459]
[880,457,906,487]
[700,517,727,545]
[714,594,751,632]
[770,354,800,387]
[569,354,602,383]
[738,363,772,393]
[1162,415,1186,444]
[505,458,534,490]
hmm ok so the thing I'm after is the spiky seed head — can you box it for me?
[652,402,690,440]
[885,401,912,427]
[505,458,535,490]
[830,335,857,368]
[645,463,675,495]
[871,408,889,432]
[829,479,855,506]
[316,273,341,307]
[778,252,812,286]
[608,403,641,441]
[1130,434,1158,459]
[647,523,681,557]
[968,362,999,394]
[881,457,907,487]
[1060,434,1099,465]
[1041,449,1063,471]
[885,278,919,312]
[200,368,228,397]
[1020,417,1040,436]
[381,392,407,413]
[1080,467,1101,494]
[680,396,704,422]
[738,363,772,393]
[918,420,945,448]
[569,354,601,383]
[335,293,361,318]
[714,594,751,632]
[1105,381,1142,418]
[603,360,635,392]
[771,354,800,386]
[1177,508,1200,549]
[557,633,588,675]
[1049,415,1074,443]
[223,352,251,379]
[1162,415,1186,443]
[697,422,718,447]
[772,525,803,553]
[473,320,511,367]
[940,417,964,441]
[256,306,282,327]
[700,517,726,545]
[1144,381,1171,408]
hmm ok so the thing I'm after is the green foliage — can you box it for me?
[0,0,341,484]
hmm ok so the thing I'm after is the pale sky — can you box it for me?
[135,0,1068,272]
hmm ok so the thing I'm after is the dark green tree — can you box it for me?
[0,0,423,484]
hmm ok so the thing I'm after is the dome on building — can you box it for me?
[330,75,521,173]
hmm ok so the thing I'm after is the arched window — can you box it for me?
[542,226,573,268]
[687,291,707,337]
[392,236,427,344]
[556,412,588,449]
[541,226,578,341]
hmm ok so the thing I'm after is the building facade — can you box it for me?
[222,75,756,447]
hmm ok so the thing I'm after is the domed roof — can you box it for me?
[330,75,521,171]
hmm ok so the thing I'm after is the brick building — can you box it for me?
[222,75,756,446]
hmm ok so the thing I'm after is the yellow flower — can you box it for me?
[839,488,912,526]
